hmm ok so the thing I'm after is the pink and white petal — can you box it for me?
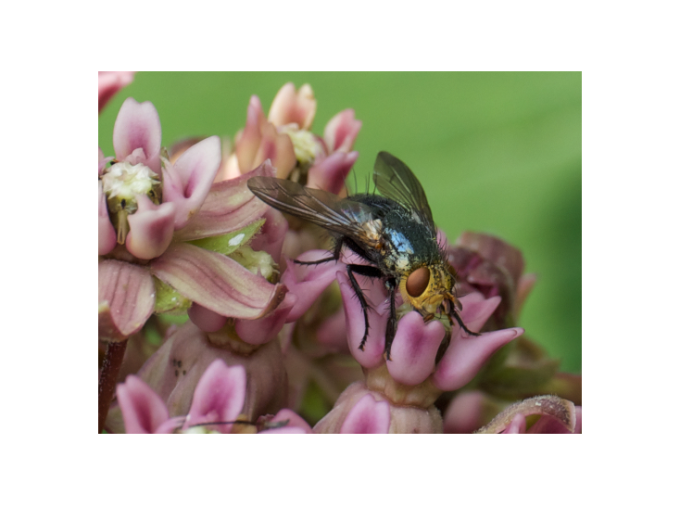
[235,293,297,346]
[458,293,501,333]
[340,394,390,434]
[324,109,362,153]
[281,251,346,323]
[432,327,524,392]
[268,83,316,130]
[476,395,577,434]
[116,375,171,434]
[185,360,246,434]
[316,306,350,353]
[162,136,222,229]
[386,312,446,386]
[443,391,486,433]
[99,259,155,337]
[113,97,162,173]
[307,151,359,195]
[172,161,274,242]
[150,243,286,319]
[337,271,387,368]
[236,95,266,173]
[126,197,176,260]
[255,122,297,179]
[98,71,135,113]
[98,182,116,256]
[98,147,113,176]
[260,408,313,434]
[188,303,228,332]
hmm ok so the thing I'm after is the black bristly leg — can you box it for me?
[294,237,344,266]
[346,263,383,351]
[384,278,398,361]
[449,305,480,337]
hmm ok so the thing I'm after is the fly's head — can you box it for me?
[399,262,458,319]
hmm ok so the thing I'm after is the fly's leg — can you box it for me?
[449,305,480,337]
[294,238,344,266]
[346,263,383,351]
[384,278,398,361]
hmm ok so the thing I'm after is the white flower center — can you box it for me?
[100,162,158,200]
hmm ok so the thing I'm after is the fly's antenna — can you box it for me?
[351,168,358,195]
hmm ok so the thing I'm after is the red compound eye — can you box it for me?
[406,266,430,297]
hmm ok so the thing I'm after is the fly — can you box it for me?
[247,151,478,360]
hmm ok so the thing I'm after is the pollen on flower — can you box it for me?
[279,124,323,168]
[100,162,160,200]
[228,233,245,247]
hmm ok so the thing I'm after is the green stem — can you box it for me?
[98,340,128,433]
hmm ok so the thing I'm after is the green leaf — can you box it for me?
[153,277,191,314]
[188,219,265,256]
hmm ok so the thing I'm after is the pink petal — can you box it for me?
[236,95,266,172]
[386,311,446,386]
[337,270,387,368]
[458,292,502,332]
[432,326,523,391]
[173,161,274,242]
[98,181,116,256]
[98,71,135,113]
[125,196,176,260]
[476,395,577,434]
[255,122,296,178]
[98,259,155,338]
[161,136,222,230]
[307,151,359,195]
[260,408,313,434]
[316,306,349,352]
[268,83,316,130]
[340,394,391,434]
[324,109,362,153]
[503,414,527,434]
[150,243,286,319]
[280,250,346,322]
[249,207,288,264]
[113,97,161,173]
[116,375,173,434]
[98,147,113,176]
[188,303,228,332]
[443,391,486,433]
[184,360,246,434]
[235,293,297,345]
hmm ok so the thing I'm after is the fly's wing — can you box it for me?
[373,151,435,227]
[247,176,378,240]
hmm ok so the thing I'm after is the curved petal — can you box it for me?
[98,181,116,256]
[386,311,446,386]
[173,161,274,242]
[150,243,286,319]
[476,395,577,434]
[235,293,296,345]
[307,151,359,195]
[458,293,501,333]
[249,207,288,264]
[324,109,362,153]
[503,414,527,434]
[255,122,296,179]
[268,82,316,130]
[162,136,222,230]
[98,71,135,113]
[443,391,486,434]
[340,393,390,434]
[433,326,523,391]
[126,196,176,260]
[184,360,246,434]
[113,97,161,173]
[99,259,154,338]
[236,95,266,173]
[116,375,172,434]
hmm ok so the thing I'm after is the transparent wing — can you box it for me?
[247,176,378,239]
[373,151,435,227]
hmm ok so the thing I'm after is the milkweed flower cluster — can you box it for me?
[98,76,581,434]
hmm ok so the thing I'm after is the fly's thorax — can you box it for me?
[399,263,454,315]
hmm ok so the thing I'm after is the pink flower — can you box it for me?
[98,71,135,113]
[99,100,285,342]
[116,359,247,434]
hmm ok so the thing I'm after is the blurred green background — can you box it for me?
[98,72,581,373]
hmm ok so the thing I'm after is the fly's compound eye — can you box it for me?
[406,266,430,297]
